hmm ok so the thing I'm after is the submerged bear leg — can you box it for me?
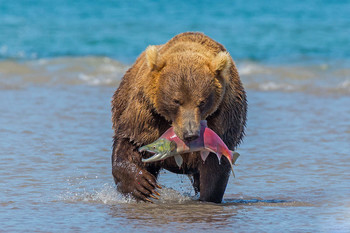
[188,173,200,195]
[199,153,231,203]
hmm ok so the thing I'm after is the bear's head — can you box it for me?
[145,46,231,142]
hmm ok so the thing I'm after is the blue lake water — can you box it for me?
[1,0,350,63]
[1,0,350,232]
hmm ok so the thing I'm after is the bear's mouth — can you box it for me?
[183,134,200,143]
[173,126,201,143]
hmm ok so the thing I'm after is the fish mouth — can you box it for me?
[138,146,149,153]
[138,146,157,154]
[142,153,168,163]
[138,146,145,152]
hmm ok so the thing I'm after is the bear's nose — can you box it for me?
[183,131,199,142]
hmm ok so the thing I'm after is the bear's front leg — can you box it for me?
[112,138,161,202]
[199,153,231,203]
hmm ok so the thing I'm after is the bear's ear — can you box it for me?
[146,45,159,70]
[210,51,231,77]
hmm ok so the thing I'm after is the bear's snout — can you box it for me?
[182,119,200,142]
[174,107,201,142]
[183,128,200,141]
[173,107,201,142]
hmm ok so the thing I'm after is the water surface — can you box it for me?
[1,0,350,232]
[1,59,349,232]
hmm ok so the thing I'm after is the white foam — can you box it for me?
[239,63,264,75]
[0,56,127,87]
[100,64,120,73]
[259,82,295,91]
[338,80,350,89]
[0,45,8,54]
[78,73,115,86]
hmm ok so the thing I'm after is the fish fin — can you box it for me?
[229,151,240,164]
[216,153,222,164]
[200,151,210,162]
[202,148,223,164]
[203,146,216,154]
[215,144,223,164]
[174,155,183,168]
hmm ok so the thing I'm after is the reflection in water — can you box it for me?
[104,184,315,232]
[109,201,239,230]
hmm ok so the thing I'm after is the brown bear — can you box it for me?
[111,32,247,203]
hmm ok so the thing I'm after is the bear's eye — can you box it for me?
[199,100,206,108]
[173,99,181,105]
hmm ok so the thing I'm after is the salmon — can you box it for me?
[138,121,239,177]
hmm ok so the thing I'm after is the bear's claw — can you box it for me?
[131,168,163,203]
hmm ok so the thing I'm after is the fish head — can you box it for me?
[138,138,177,154]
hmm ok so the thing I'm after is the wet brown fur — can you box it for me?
[111,32,247,203]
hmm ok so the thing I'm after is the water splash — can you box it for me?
[57,183,193,205]
[58,184,135,204]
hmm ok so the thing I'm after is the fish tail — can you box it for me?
[229,150,240,164]
[225,150,240,178]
